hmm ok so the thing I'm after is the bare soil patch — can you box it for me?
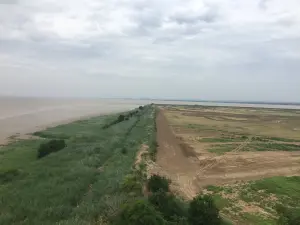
[155,107,300,199]
[150,109,199,198]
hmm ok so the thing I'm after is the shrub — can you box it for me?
[121,147,127,154]
[117,199,165,225]
[147,175,169,193]
[118,115,125,122]
[139,106,144,110]
[166,217,189,225]
[148,189,188,222]
[188,195,221,225]
[0,169,21,183]
[37,139,66,158]
[121,174,142,195]
[277,205,300,225]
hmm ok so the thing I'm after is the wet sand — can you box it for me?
[0,97,151,144]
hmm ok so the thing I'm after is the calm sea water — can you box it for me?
[1,97,299,119]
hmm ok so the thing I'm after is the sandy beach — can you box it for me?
[0,97,151,144]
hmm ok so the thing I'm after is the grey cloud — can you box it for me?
[0,0,300,101]
[169,7,219,25]
[0,0,18,4]
[131,9,163,36]
[258,0,270,10]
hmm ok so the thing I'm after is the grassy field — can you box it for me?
[0,105,156,225]
[205,176,300,225]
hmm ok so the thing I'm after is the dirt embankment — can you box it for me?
[152,109,199,198]
[154,109,300,199]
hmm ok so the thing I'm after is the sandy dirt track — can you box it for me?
[154,109,300,199]
[153,109,200,198]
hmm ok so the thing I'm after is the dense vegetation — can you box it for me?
[0,105,156,225]
[37,139,66,158]
[114,174,222,225]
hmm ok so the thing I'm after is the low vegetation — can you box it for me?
[2,104,299,225]
[0,105,156,225]
[208,142,300,154]
[204,176,300,225]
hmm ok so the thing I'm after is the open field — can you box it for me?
[153,105,300,224]
[0,105,156,225]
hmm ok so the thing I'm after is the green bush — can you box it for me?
[147,175,169,193]
[148,190,188,222]
[277,205,300,225]
[166,217,189,225]
[188,195,221,225]
[116,199,165,225]
[0,169,21,183]
[37,139,66,158]
[121,147,127,154]
[121,174,142,195]
[118,115,125,122]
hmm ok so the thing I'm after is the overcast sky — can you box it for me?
[0,0,300,102]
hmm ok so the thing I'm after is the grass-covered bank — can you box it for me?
[0,105,156,225]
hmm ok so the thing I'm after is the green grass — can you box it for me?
[266,137,300,142]
[205,176,300,225]
[207,142,300,154]
[0,105,156,225]
[199,136,248,143]
[207,144,240,154]
[212,195,232,210]
[0,140,45,172]
[241,213,276,225]
[249,143,300,151]
[251,176,300,207]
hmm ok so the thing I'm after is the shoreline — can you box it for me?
[1,98,300,145]
[0,100,144,145]
[0,112,109,146]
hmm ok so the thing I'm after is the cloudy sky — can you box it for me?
[0,0,300,102]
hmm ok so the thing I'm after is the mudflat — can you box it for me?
[0,97,149,144]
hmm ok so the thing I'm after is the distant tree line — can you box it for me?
[103,106,145,129]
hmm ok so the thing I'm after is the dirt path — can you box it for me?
[152,109,199,198]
